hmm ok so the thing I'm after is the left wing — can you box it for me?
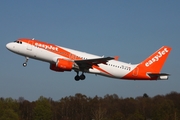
[74,57,114,70]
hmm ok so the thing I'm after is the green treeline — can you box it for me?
[0,92,180,120]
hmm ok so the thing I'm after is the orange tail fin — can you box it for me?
[139,46,172,73]
[122,46,172,80]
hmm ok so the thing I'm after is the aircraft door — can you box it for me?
[27,41,33,51]
[26,40,37,57]
[133,67,139,76]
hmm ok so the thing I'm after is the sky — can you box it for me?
[0,0,180,101]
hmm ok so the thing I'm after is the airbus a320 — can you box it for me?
[6,38,172,81]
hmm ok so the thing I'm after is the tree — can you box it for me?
[143,93,149,98]
[0,98,20,120]
[166,91,180,119]
[19,100,33,120]
[0,109,19,120]
[32,96,52,120]
[152,95,175,120]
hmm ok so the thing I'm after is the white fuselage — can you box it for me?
[6,41,137,79]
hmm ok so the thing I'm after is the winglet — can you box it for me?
[114,56,119,60]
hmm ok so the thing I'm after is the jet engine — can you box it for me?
[50,58,74,72]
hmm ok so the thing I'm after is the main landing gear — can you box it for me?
[23,57,29,67]
[74,71,86,81]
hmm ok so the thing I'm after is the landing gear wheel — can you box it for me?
[80,74,86,80]
[23,57,29,67]
[74,75,80,81]
[23,63,27,67]
[74,71,86,81]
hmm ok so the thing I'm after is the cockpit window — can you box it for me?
[14,40,22,44]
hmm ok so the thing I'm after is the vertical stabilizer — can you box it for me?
[122,46,172,80]
[139,46,172,73]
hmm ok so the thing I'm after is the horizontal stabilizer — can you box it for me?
[148,73,170,80]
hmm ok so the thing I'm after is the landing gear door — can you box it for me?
[27,41,33,51]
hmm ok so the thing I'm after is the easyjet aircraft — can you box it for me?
[6,38,172,81]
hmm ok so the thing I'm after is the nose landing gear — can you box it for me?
[23,57,29,67]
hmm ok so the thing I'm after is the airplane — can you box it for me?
[6,38,172,81]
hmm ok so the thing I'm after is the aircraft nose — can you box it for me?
[6,43,10,49]
[6,43,13,50]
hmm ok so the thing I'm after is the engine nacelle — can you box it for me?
[50,63,64,72]
[50,59,74,72]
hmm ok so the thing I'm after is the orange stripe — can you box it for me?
[19,38,82,60]
[92,65,114,77]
